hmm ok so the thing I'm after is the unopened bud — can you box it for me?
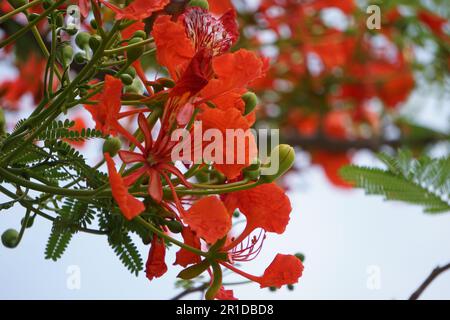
[57,44,74,67]
[120,74,133,86]
[260,144,295,183]
[132,30,146,40]
[242,92,258,115]
[1,229,19,248]
[188,0,209,10]
[126,37,145,62]
[89,35,102,52]
[102,137,122,156]
[75,32,91,48]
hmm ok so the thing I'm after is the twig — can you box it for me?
[409,262,450,300]
[171,284,208,300]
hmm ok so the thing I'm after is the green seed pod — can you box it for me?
[7,0,27,9]
[120,74,134,86]
[1,229,19,248]
[89,35,102,52]
[126,37,145,62]
[74,52,87,64]
[102,137,122,157]
[165,220,183,234]
[75,32,91,49]
[260,144,295,183]
[242,92,258,115]
[188,0,209,10]
[132,30,146,40]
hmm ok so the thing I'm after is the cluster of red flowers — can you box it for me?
[235,0,449,187]
[68,1,303,299]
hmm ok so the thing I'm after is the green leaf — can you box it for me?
[340,151,450,214]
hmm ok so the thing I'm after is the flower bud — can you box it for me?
[133,30,147,40]
[1,229,19,248]
[102,137,122,156]
[89,35,102,52]
[260,144,295,183]
[42,0,53,10]
[287,284,294,291]
[295,253,305,262]
[124,66,136,79]
[242,92,258,115]
[90,19,98,30]
[178,260,210,280]
[74,52,87,64]
[21,216,34,228]
[75,32,91,49]
[57,44,74,67]
[65,27,78,36]
[188,0,209,10]
[126,37,145,62]
[120,74,134,86]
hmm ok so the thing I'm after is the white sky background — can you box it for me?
[1,1,450,299]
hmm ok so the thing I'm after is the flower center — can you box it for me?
[183,7,235,56]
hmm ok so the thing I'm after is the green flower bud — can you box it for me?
[21,216,34,229]
[90,19,98,30]
[65,27,78,36]
[55,14,64,28]
[165,220,183,234]
[57,44,74,67]
[178,260,211,280]
[120,74,134,86]
[188,0,209,10]
[125,78,144,95]
[124,66,136,79]
[242,92,258,115]
[89,35,102,52]
[126,37,145,62]
[132,30,147,40]
[74,52,87,64]
[269,286,277,292]
[7,0,27,9]
[232,210,240,218]
[287,284,294,291]
[295,253,305,262]
[1,229,19,248]
[102,137,122,157]
[75,32,91,49]
[260,144,295,183]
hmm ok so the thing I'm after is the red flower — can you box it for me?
[0,54,46,110]
[256,254,304,288]
[214,286,238,300]
[105,153,145,220]
[146,235,168,281]
[84,75,123,136]
[118,113,190,208]
[99,0,169,21]
[174,226,202,267]
[312,150,353,188]
[183,196,232,244]
[223,183,292,250]
[152,7,239,78]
